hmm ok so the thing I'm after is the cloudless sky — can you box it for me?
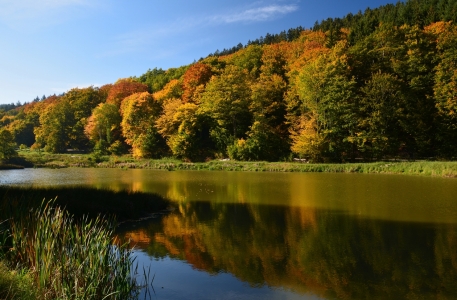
[0,0,399,105]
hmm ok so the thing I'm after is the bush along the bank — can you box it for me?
[0,200,143,300]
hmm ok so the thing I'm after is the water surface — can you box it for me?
[1,168,456,299]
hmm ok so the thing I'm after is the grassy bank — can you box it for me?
[11,150,457,178]
[96,158,457,178]
[0,186,170,299]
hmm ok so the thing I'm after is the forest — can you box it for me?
[1,0,457,162]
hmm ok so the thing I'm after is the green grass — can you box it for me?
[12,150,457,178]
[16,150,99,168]
[99,159,457,178]
[0,261,36,300]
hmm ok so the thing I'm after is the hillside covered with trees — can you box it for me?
[2,0,457,162]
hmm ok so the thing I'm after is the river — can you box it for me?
[1,168,457,299]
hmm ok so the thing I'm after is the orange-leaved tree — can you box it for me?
[181,63,213,103]
[106,79,149,107]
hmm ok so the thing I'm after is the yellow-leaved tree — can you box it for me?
[120,92,165,158]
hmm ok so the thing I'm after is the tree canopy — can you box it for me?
[3,0,457,161]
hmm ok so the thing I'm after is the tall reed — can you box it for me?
[2,200,142,300]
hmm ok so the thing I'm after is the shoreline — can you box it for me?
[3,152,457,178]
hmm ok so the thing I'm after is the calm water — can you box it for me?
[1,168,457,299]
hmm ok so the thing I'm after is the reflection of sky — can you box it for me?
[133,252,323,300]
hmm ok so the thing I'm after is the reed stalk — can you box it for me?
[1,199,143,300]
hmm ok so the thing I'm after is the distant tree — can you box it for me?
[34,100,74,153]
[138,66,189,93]
[182,63,213,103]
[85,103,122,153]
[106,79,149,107]
[0,128,17,160]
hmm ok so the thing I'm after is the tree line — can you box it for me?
[1,0,457,162]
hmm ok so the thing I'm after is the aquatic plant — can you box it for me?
[0,261,36,300]
[1,200,142,300]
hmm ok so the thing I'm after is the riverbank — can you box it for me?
[0,186,170,300]
[10,151,457,178]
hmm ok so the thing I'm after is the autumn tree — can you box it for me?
[85,103,122,154]
[34,99,74,153]
[153,79,183,104]
[120,92,165,158]
[106,79,149,107]
[181,63,213,103]
[156,99,210,160]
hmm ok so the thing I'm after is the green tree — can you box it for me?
[156,99,212,160]
[62,87,103,150]
[357,72,406,159]
[200,65,253,154]
[295,41,357,161]
[229,45,263,77]
[392,24,437,158]
[34,100,74,153]
[0,128,17,160]
[230,74,289,161]
[85,103,122,153]
[432,22,457,157]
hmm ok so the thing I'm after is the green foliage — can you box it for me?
[120,92,166,158]
[295,41,357,161]
[357,72,405,159]
[433,22,457,158]
[229,45,263,77]
[0,262,36,300]
[5,1,457,162]
[0,129,17,160]
[200,65,253,153]
[108,140,128,156]
[88,103,122,145]
[138,66,189,93]
[35,100,74,153]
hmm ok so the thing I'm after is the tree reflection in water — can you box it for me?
[119,202,457,299]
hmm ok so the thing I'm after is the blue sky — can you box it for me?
[0,0,398,105]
